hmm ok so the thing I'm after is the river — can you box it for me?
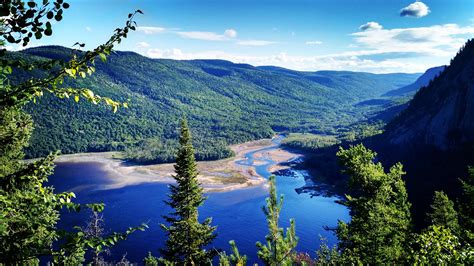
[49,136,349,264]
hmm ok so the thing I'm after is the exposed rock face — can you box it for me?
[384,39,474,150]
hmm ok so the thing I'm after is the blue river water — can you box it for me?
[49,137,349,264]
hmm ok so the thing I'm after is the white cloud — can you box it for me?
[359,22,383,31]
[177,31,225,41]
[351,24,474,57]
[137,42,150,49]
[137,26,166,35]
[400,1,430,18]
[132,23,473,73]
[305,40,323,45]
[142,47,430,73]
[236,40,277,46]
[85,26,92,32]
[224,29,237,38]
[177,29,237,41]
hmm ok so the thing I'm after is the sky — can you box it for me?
[10,0,474,73]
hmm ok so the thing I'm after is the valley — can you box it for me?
[2,1,474,264]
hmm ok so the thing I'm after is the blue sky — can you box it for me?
[11,0,474,73]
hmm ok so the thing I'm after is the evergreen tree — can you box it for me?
[219,240,248,266]
[459,166,474,243]
[426,191,459,233]
[335,144,412,264]
[256,175,298,265]
[161,118,217,265]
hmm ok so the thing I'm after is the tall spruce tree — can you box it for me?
[256,175,298,265]
[426,191,459,233]
[335,144,412,264]
[161,118,217,265]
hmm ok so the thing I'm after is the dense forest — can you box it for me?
[10,46,419,162]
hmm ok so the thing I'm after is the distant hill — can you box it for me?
[383,66,445,97]
[14,46,419,159]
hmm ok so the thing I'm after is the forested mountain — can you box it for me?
[370,39,474,225]
[384,40,473,150]
[383,66,446,97]
[17,46,419,160]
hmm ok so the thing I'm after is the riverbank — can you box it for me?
[54,137,302,192]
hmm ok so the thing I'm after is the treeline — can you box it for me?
[122,136,234,164]
[282,133,340,151]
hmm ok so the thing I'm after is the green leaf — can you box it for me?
[99,53,107,63]
[35,31,42,39]
[74,95,79,103]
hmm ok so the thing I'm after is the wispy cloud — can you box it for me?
[400,1,430,18]
[137,26,166,35]
[305,40,323,45]
[85,26,92,32]
[177,29,237,41]
[236,40,277,46]
[359,22,383,31]
[137,42,150,49]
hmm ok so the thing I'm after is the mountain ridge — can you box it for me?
[15,45,420,160]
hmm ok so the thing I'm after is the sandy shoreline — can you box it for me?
[54,137,302,192]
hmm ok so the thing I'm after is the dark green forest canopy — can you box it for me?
[16,46,419,162]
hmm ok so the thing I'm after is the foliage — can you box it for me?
[0,105,74,263]
[281,133,340,151]
[1,0,69,48]
[314,237,340,265]
[0,1,145,264]
[8,46,418,161]
[160,119,217,265]
[426,191,460,233]
[409,225,469,264]
[459,166,474,243]
[335,144,412,264]
[144,252,160,266]
[256,175,298,265]
[123,136,235,164]
[219,240,248,266]
[340,120,385,142]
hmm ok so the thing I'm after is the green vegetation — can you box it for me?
[159,119,217,265]
[426,191,460,233]
[2,2,473,265]
[281,133,340,151]
[256,175,298,265]
[0,1,146,264]
[8,46,418,163]
[335,144,412,264]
